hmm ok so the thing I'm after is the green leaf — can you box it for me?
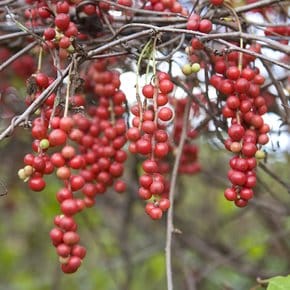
[267,275,290,290]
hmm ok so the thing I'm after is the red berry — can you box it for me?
[149,207,163,219]
[56,1,70,14]
[142,84,155,98]
[50,228,63,246]
[158,198,170,211]
[159,79,174,94]
[49,129,67,147]
[35,73,49,88]
[28,176,46,191]
[239,188,254,200]
[63,231,80,246]
[61,199,79,216]
[71,245,86,259]
[235,199,248,207]
[114,180,126,193]
[158,107,173,121]
[198,19,212,33]
[56,243,71,257]
[61,256,81,273]
[70,175,85,191]
[228,124,245,141]
[55,13,70,31]
[224,188,237,201]
[242,142,257,157]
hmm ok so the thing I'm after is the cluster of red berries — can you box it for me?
[187,13,213,34]
[126,72,175,219]
[186,13,213,51]
[210,48,270,206]
[18,56,128,272]
[143,0,187,14]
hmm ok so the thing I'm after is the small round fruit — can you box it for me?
[191,63,201,73]
[49,129,67,146]
[182,64,192,75]
[28,176,46,191]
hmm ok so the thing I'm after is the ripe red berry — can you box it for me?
[224,188,237,201]
[149,207,163,219]
[63,231,80,246]
[114,180,126,193]
[61,199,79,216]
[71,245,86,259]
[228,124,245,141]
[35,73,49,88]
[159,198,170,211]
[28,176,46,191]
[55,13,70,31]
[50,228,63,246]
[199,19,212,33]
[61,256,81,273]
[56,243,71,257]
[158,107,173,121]
[142,84,155,98]
[70,175,85,191]
[159,79,174,94]
[49,129,67,147]
[242,142,257,157]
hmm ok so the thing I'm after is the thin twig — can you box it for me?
[258,162,290,193]
[166,96,192,290]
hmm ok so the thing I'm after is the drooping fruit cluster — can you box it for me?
[18,56,128,272]
[127,72,175,219]
[210,48,270,207]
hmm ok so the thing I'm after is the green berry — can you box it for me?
[255,150,266,160]
[191,63,201,73]
[67,45,75,53]
[182,64,193,76]
[40,138,50,150]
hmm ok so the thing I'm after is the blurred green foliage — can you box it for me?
[0,135,289,290]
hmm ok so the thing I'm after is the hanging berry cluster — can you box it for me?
[126,72,175,219]
[18,56,128,273]
[8,0,284,276]
[210,45,270,207]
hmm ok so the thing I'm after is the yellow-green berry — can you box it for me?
[182,64,193,75]
[191,63,201,73]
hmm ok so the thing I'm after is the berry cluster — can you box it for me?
[127,72,175,219]
[18,56,128,272]
[187,13,212,34]
[144,0,187,14]
[210,48,270,206]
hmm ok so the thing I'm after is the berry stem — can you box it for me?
[37,46,43,72]
[136,39,153,126]
[224,2,243,70]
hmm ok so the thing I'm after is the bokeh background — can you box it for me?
[0,127,289,290]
